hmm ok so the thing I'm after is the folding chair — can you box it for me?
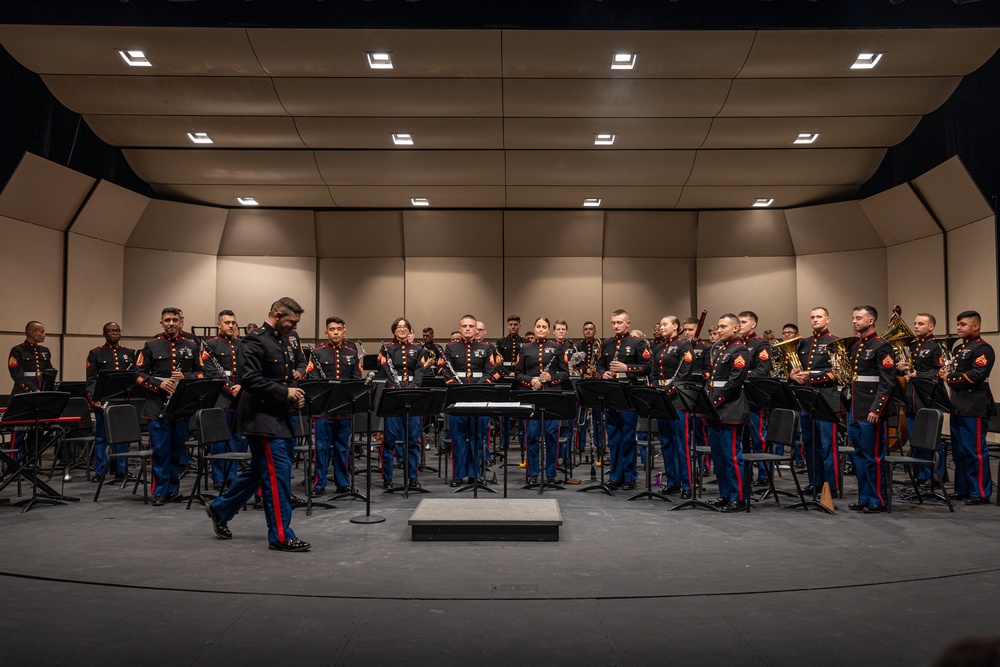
[94,403,151,504]
[884,408,952,513]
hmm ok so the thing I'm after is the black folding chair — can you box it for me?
[742,408,807,512]
[94,404,151,504]
[49,397,96,484]
[186,408,250,509]
[884,408,952,513]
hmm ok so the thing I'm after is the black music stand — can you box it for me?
[352,378,385,525]
[445,384,505,496]
[744,379,803,502]
[161,379,225,420]
[1,391,77,512]
[513,390,577,494]
[93,370,140,405]
[296,380,339,513]
[322,380,374,504]
[493,377,523,468]
[575,380,629,496]
[788,385,838,514]
[669,382,721,512]
[624,386,678,502]
[377,389,442,498]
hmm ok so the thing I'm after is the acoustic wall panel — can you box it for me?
[0,216,64,334]
[911,156,994,232]
[785,200,885,255]
[122,248,217,339]
[859,182,941,246]
[946,217,998,332]
[404,256,503,338]
[127,199,227,255]
[218,209,316,257]
[603,211,698,258]
[503,257,603,335]
[66,234,124,335]
[318,257,404,341]
[62,336,105,383]
[697,210,794,257]
[216,256,317,340]
[696,257,797,334]
[603,258,696,340]
[403,210,503,257]
[69,180,149,245]
[316,211,403,258]
[0,153,95,232]
[503,211,603,257]
[886,235,946,329]
[795,249,888,338]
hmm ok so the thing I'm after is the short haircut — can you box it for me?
[217,309,235,320]
[720,313,740,326]
[853,305,878,321]
[391,317,412,333]
[326,316,346,327]
[583,321,596,328]
[783,323,799,333]
[738,311,758,324]
[25,320,42,335]
[507,315,521,323]
[612,309,628,318]
[270,297,304,316]
[161,307,181,318]
[460,314,477,323]
[102,321,120,333]
[450,330,460,336]
[956,310,981,323]
[422,327,433,335]
[682,317,699,326]
[661,315,680,328]
[810,306,830,317]
[915,312,936,326]
[554,319,568,327]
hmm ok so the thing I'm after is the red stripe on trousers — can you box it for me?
[262,438,286,543]
[831,422,840,492]
[731,428,743,501]
[976,418,986,498]
[873,426,885,507]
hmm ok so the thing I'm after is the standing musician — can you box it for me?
[846,305,898,513]
[940,310,994,505]
[789,307,842,495]
[596,309,652,491]
[897,313,945,484]
[651,316,694,498]
[86,322,136,483]
[378,317,427,490]
[575,321,601,377]
[738,311,773,487]
[203,310,245,490]
[207,297,310,552]
[495,315,528,376]
[514,317,569,485]
[136,307,205,506]
[652,322,665,348]
[421,327,445,376]
[708,314,751,512]
[441,314,500,487]
[7,320,57,460]
[306,316,362,495]
[682,317,713,472]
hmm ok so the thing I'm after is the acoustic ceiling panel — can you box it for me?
[911,155,995,231]
[702,116,921,149]
[85,115,306,149]
[315,150,505,186]
[328,186,506,209]
[675,185,857,210]
[505,186,683,210]
[506,150,696,186]
[151,184,335,208]
[859,182,941,246]
[273,78,502,117]
[0,152,95,231]
[686,149,887,186]
[124,149,326,185]
[295,117,504,149]
[503,118,712,150]
[503,79,732,117]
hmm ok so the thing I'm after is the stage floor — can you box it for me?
[2,463,998,666]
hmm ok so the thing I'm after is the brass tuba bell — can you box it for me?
[770,336,802,379]
[883,305,915,364]
[826,336,859,386]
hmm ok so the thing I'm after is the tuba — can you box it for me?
[826,337,859,386]
[883,305,916,365]
[770,336,802,379]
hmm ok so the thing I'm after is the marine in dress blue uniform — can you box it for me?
[573,322,602,453]
[7,321,57,459]
[738,311,773,485]
[650,316,694,498]
[379,317,427,490]
[898,313,946,483]
[514,317,569,483]
[85,322,136,480]
[707,314,751,512]
[207,297,310,552]
[682,318,713,471]
[202,310,246,488]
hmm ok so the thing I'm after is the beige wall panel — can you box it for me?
[122,248,217,339]
[127,199,227,255]
[886,236,946,328]
[911,156,995,232]
[218,209,316,256]
[859,182,941,246]
[796,249,888,338]
[785,200,885,255]
[504,258,603,334]
[697,257,797,333]
[947,217,999,333]
[62,336,105,383]
[66,234,124,335]
[0,334,62,393]
[403,210,503,257]
[273,78,502,117]
[316,211,403,258]
[504,79,731,117]
[604,211,698,258]
[506,150,696,186]
[0,153,95,231]
[602,258,696,339]
[70,180,149,245]
[503,211,604,257]
[697,210,795,257]
[0,216,64,334]
[216,256,317,338]
[317,257,404,341]
[404,257,503,337]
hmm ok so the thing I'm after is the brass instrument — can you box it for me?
[883,305,916,365]
[566,349,586,378]
[826,337,859,386]
[770,336,802,379]
[935,336,960,375]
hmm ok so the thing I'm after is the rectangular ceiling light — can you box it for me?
[752,198,774,208]
[392,133,414,146]
[236,197,259,206]
[411,197,430,206]
[610,53,637,70]
[186,132,214,144]
[850,53,883,70]
[583,198,602,207]
[594,133,616,146]
[118,50,152,67]
[367,52,394,69]
[793,133,819,145]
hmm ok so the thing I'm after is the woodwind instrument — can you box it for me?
[311,348,327,379]
[379,343,403,387]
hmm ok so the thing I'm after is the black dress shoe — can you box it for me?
[526,476,538,484]
[862,505,885,514]
[152,496,166,507]
[382,480,393,489]
[664,486,681,494]
[206,506,232,540]
[622,481,637,490]
[948,492,968,500]
[606,479,622,489]
[545,476,557,484]
[680,490,693,499]
[712,497,730,508]
[269,538,311,552]
[309,487,325,497]
[965,497,990,505]
[752,478,770,488]
[408,478,421,490]
[253,496,263,510]
[169,493,186,503]
[449,478,463,488]
[847,501,868,511]
[721,501,748,513]
[290,495,307,507]
[212,481,224,491]
[334,486,352,494]
[801,485,815,495]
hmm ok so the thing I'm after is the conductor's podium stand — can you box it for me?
[409,498,562,541]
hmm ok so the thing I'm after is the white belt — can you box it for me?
[224,370,232,377]
[615,372,628,379]
[22,372,38,377]
[712,380,727,388]
[464,372,483,378]
[658,379,673,387]
[856,375,879,383]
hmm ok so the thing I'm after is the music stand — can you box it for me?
[788,385,838,514]
[513,390,577,494]
[161,379,225,420]
[352,379,385,525]
[445,384,505,496]
[93,370,140,405]
[296,380,340,513]
[1,391,76,512]
[624,386,678,502]
[321,380,374,504]
[574,380,629,496]
[669,382,721,511]
[747,380,803,502]
[377,389,443,498]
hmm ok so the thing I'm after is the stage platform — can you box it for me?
[409,497,562,541]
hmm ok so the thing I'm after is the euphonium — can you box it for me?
[826,337,859,386]
[770,336,802,379]
[883,305,916,364]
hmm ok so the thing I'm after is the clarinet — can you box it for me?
[535,345,558,390]
[380,343,403,387]
[441,349,462,383]
[311,348,328,379]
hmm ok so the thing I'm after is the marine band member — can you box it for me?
[495,315,527,376]
[651,316,694,498]
[8,320,57,459]
[707,314,751,512]
[378,317,427,490]
[738,311,772,487]
[203,310,245,490]
[86,322,136,482]
[897,313,945,484]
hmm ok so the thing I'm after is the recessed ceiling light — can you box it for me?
[594,133,616,146]
[752,198,774,208]
[367,52,394,69]
[392,133,414,146]
[850,52,883,70]
[236,197,259,206]
[793,133,819,145]
[610,53,637,70]
[186,132,213,145]
[118,50,152,67]
[583,198,602,207]
[411,197,430,206]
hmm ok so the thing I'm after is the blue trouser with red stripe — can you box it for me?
[93,410,127,476]
[848,417,888,508]
[148,417,190,496]
[951,414,993,500]
[526,418,559,478]
[905,413,946,483]
[801,413,840,493]
[211,435,297,546]
[658,410,691,491]
[382,415,421,481]
[448,415,476,480]
[605,410,638,483]
[694,415,711,472]
[210,411,248,485]
[744,409,768,480]
[709,422,745,502]
[313,417,352,491]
